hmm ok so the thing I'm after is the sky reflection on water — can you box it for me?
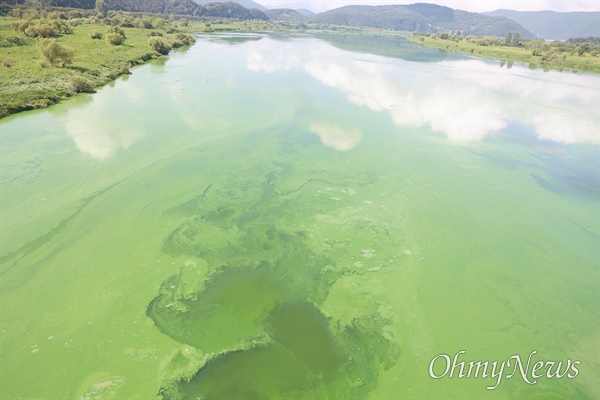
[244,37,599,145]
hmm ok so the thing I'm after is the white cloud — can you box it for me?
[244,38,600,144]
[247,43,300,72]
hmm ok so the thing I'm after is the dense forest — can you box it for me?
[4,0,269,19]
[312,3,534,38]
[103,0,267,19]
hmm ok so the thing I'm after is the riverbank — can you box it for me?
[0,15,271,119]
[407,33,600,74]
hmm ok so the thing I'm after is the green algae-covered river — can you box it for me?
[1,33,598,399]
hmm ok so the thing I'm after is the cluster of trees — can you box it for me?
[11,17,72,37]
[566,37,600,46]
[7,6,197,70]
[504,32,521,46]
[9,9,193,40]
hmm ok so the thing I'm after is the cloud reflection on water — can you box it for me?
[309,122,362,151]
[62,80,145,161]
[245,39,599,145]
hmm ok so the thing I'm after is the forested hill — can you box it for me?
[295,9,314,17]
[103,0,268,19]
[8,0,97,8]
[483,10,600,40]
[194,0,266,11]
[264,8,307,23]
[6,0,269,19]
[311,3,534,38]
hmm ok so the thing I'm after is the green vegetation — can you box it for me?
[7,0,269,20]
[36,37,73,66]
[0,9,201,118]
[0,4,292,119]
[408,32,600,73]
[148,36,170,54]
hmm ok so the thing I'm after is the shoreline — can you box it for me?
[0,16,207,119]
[406,33,600,74]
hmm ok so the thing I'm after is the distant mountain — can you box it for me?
[295,8,315,17]
[195,0,267,11]
[483,9,600,40]
[264,8,307,23]
[311,3,534,38]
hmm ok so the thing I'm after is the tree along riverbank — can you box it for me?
[407,32,600,74]
[0,9,281,119]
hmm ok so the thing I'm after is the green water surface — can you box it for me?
[1,33,598,399]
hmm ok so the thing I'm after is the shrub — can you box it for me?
[107,25,126,38]
[119,63,131,74]
[26,10,40,19]
[37,38,73,67]
[70,76,95,93]
[33,98,52,109]
[136,19,153,29]
[90,31,103,39]
[176,33,194,46]
[3,58,14,67]
[67,10,83,19]
[24,22,55,38]
[148,37,171,55]
[51,20,72,34]
[0,36,26,47]
[11,9,23,18]
[106,32,125,45]
[147,31,163,37]
[152,17,166,29]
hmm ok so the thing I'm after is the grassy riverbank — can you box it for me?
[0,14,275,118]
[407,33,600,73]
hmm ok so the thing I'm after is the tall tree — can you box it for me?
[95,0,108,17]
[511,32,520,46]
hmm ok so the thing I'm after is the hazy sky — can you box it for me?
[258,0,600,13]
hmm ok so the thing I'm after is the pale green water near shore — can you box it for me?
[1,33,598,399]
